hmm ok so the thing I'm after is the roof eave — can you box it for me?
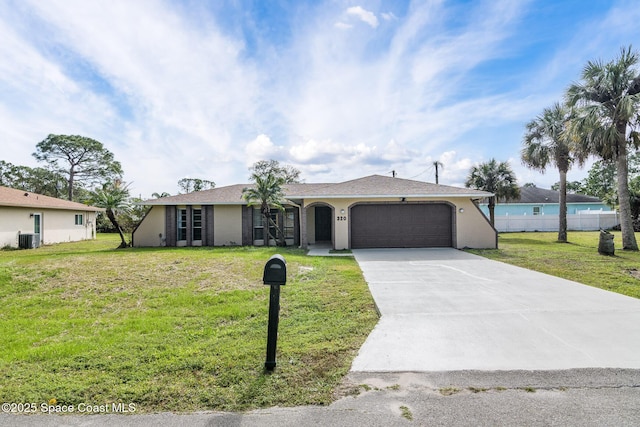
[287,193,494,199]
[137,201,246,206]
[0,203,105,211]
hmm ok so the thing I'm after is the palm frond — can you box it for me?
[522,102,572,173]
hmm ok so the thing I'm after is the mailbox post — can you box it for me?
[263,254,286,371]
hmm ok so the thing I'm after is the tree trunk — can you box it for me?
[558,169,568,243]
[68,166,75,201]
[263,212,271,247]
[268,213,286,247]
[107,208,128,248]
[488,197,495,227]
[615,127,638,250]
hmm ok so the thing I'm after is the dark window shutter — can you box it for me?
[186,206,192,246]
[205,206,214,246]
[165,206,177,247]
[293,207,300,246]
[242,206,253,245]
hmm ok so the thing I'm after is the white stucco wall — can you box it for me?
[454,199,497,248]
[132,206,166,247]
[0,207,34,248]
[42,209,97,244]
[0,207,98,248]
[213,205,242,246]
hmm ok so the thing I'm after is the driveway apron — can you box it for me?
[351,248,640,372]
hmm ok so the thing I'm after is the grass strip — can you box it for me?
[467,231,640,299]
[0,234,378,412]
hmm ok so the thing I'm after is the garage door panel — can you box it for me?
[351,204,452,248]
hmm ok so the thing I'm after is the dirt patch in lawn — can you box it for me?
[627,269,640,280]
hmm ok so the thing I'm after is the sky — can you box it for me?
[1,0,640,198]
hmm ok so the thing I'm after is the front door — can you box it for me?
[314,206,332,241]
[33,213,41,244]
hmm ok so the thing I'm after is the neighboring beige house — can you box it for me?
[0,186,103,248]
[134,175,497,249]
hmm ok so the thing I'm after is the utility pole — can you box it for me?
[433,161,443,184]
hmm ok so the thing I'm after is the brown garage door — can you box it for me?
[351,204,452,248]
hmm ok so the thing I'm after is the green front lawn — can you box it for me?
[467,231,640,299]
[0,234,378,412]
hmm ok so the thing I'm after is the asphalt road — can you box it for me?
[2,369,639,426]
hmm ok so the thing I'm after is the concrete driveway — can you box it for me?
[351,248,640,372]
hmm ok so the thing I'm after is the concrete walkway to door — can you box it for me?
[351,248,640,372]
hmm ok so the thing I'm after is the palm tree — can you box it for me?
[566,46,640,250]
[522,102,573,243]
[433,161,444,184]
[90,180,131,248]
[151,191,171,198]
[465,159,520,227]
[242,172,287,247]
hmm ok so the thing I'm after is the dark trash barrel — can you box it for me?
[598,229,615,255]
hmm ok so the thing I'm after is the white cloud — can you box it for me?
[334,22,352,30]
[288,138,376,164]
[6,0,262,194]
[244,134,284,166]
[0,5,121,166]
[346,6,379,28]
[2,0,636,197]
[0,0,536,194]
[408,151,475,186]
[381,12,397,21]
[380,140,417,162]
[437,152,474,187]
[248,0,537,185]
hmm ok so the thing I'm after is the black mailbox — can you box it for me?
[263,254,287,285]
[263,254,287,371]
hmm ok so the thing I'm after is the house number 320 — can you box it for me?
[337,216,347,221]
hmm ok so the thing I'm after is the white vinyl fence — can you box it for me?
[494,211,619,232]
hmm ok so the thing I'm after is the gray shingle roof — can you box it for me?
[141,175,492,205]
[285,175,493,198]
[514,186,602,204]
[0,186,103,211]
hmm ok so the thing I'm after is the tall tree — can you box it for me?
[242,171,287,247]
[551,180,584,194]
[0,160,16,187]
[177,178,215,193]
[521,102,573,242]
[578,151,640,208]
[433,160,444,184]
[566,46,640,250]
[629,175,640,227]
[0,160,67,197]
[465,159,520,227]
[580,160,617,206]
[33,134,123,201]
[249,159,302,184]
[89,180,131,248]
[117,196,148,236]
